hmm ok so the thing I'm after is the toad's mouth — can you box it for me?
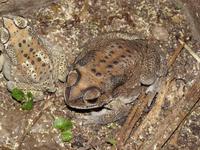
[64,86,105,110]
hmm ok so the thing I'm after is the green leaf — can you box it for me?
[106,138,117,146]
[21,100,33,110]
[61,130,73,142]
[11,88,25,102]
[53,117,73,131]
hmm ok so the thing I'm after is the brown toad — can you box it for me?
[0,16,67,100]
[64,33,161,124]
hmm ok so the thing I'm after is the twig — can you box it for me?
[167,43,185,68]
[179,39,200,63]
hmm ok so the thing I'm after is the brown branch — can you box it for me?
[115,91,155,147]
[167,43,185,68]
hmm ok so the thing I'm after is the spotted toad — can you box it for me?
[0,16,67,100]
[64,33,161,124]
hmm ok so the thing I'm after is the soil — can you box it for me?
[0,0,200,150]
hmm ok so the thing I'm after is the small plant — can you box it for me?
[61,130,73,142]
[53,117,73,142]
[11,88,34,110]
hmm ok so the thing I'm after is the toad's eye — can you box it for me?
[66,69,80,87]
[83,87,101,102]
[13,16,28,29]
[0,27,9,44]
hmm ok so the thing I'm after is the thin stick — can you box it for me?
[167,43,184,68]
[179,39,200,63]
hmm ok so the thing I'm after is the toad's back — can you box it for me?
[75,39,144,90]
[3,17,53,83]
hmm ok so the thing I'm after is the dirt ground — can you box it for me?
[0,0,200,149]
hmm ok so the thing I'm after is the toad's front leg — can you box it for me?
[82,100,131,125]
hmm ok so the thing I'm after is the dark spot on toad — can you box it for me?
[107,64,113,69]
[111,75,127,89]
[24,54,28,57]
[28,44,30,47]
[31,60,34,65]
[118,45,123,49]
[37,57,41,62]
[121,55,126,58]
[113,61,118,64]
[42,63,46,67]
[96,72,102,77]
[22,40,26,44]
[21,50,23,53]
[128,55,132,57]
[126,49,131,53]
[27,56,30,59]
[18,43,22,47]
[30,48,34,52]
[105,56,109,59]
[91,68,96,73]
[100,59,106,63]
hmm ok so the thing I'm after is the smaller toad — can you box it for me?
[64,33,161,124]
[0,16,67,100]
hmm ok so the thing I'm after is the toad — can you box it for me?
[64,33,162,124]
[0,16,67,100]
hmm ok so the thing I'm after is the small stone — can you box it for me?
[152,26,169,41]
